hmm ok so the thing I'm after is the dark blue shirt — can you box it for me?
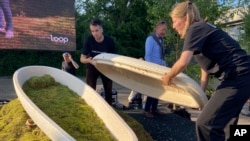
[145,35,166,66]
[184,21,250,79]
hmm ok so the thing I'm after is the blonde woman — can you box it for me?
[163,1,250,141]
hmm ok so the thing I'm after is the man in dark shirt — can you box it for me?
[80,19,116,105]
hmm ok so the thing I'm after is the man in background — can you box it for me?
[80,19,116,105]
[62,52,79,76]
[144,21,167,118]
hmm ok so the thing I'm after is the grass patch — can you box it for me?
[114,109,153,141]
[0,74,154,140]
[22,75,116,141]
[0,99,50,141]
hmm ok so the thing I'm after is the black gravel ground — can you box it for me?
[124,106,197,141]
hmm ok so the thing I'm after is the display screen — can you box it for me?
[0,0,76,51]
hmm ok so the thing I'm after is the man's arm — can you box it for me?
[144,37,154,62]
[69,55,79,69]
[80,54,96,66]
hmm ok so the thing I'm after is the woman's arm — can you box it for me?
[200,68,209,91]
[162,50,194,85]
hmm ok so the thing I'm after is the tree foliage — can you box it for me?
[75,0,150,58]
[1,0,250,82]
[239,6,250,52]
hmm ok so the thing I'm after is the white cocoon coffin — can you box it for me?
[94,53,208,109]
[13,66,137,141]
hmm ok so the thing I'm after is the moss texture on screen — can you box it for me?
[21,74,116,141]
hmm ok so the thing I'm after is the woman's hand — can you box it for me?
[162,73,172,85]
[162,50,194,86]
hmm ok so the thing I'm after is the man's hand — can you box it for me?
[87,57,97,66]
[68,54,73,61]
